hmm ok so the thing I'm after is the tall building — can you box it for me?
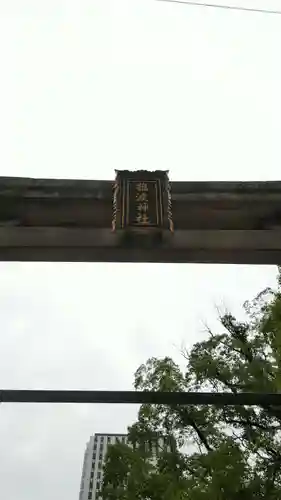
[79,433,174,500]
[79,434,127,500]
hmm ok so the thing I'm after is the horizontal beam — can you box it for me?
[1,390,281,405]
[0,228,281,264]
[1,228,281,249]
[1,248,280,264]
[2,177,281,197]
[1,176,281,264]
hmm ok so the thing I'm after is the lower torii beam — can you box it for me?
[1,390,281,406]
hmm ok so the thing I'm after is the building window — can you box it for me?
[98,461,102,469]
[97,472,101,479]
[122,437,126,443]
[94,445,97,451]
[101,436,104,442]
[96,482,100,490]
[107,437,111,443]
[99,454,102,460]
[88,493,92,499]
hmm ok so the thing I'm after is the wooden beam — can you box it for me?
[1,389,281,405]
[1,176,281,264]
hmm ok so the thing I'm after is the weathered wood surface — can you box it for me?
[0,177,281,263]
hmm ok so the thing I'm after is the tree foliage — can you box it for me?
[102,269,281,499]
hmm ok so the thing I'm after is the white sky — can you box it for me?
[0,1,280,499]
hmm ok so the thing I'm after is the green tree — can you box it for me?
[102,269,281,499]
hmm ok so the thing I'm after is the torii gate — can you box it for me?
[1,172,281,264]
[1,170,281,406]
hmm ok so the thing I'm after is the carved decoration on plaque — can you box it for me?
[112,170,173,232]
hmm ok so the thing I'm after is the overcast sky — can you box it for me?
[0,1,280,499]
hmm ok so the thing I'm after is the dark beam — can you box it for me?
[1,176,281,264]
[1,390,281,405]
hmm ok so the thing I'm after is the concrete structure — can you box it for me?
[1,176,281,264]
[79,434,127,500]
[79,433,173,500]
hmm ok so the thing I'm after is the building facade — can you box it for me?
[79,433,174,500]
[79,434,127,500]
